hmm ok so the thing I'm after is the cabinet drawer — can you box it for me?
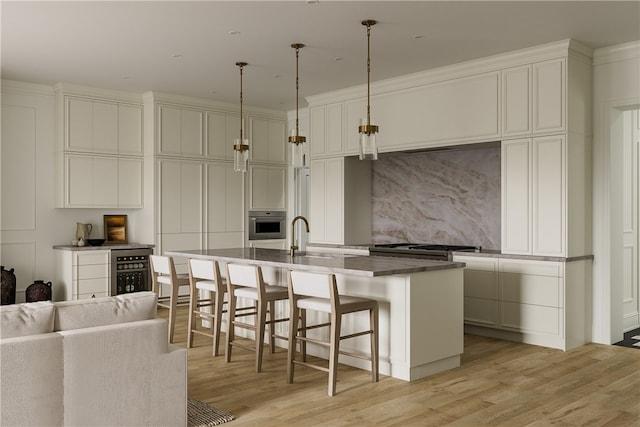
[75,264,109,280]
[501,272,561,307]
[501,302,561,335]
[499,259,562,277]
[75,292,109,300]
[74,278,109,295]
[75,252,109,265]
[464,270,499,299]
[464,297,498,326]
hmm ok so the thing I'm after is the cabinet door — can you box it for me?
[208,162,244,233]
[158,105,182,155]
[249,165,286,210]
[159,159,204,234]
[118,157,143,208]
[92,156,119,207]
[501,139,531,254]
[66,97,94,152]
[250,118,286,163]
[533,58,565,134]
[118,104,143,155]
[92,101,119,154]
[324,158,344,244]
[532,135,565,256]
[502,65,531,137]
[207,112,227,159]
[310,106,326,157]
[66,155,118,208]
[326,103,344,155]
[181,109,204,157]
[309,159,327,242]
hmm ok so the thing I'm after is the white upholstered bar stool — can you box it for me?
[187,258,227,356]
[149,255,191,343]
[286,270,379,396]
[225,263,289,373]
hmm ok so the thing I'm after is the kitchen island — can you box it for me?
[166,248,465,381]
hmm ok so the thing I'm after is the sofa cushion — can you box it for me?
[0,301,55,339]
[54,291,157,331]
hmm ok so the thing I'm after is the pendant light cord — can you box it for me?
[366,22,371,127]
[295,45,300,138]
[239,63,244,140]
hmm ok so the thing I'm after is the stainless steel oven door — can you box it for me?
[248,211,286,240]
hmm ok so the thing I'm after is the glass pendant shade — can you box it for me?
[359,118,379,160]
[233,138,249,172]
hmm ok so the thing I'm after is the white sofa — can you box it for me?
[0,292,187,427]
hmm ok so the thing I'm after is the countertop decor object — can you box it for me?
[87,239,105,246]
[104,214,128,244]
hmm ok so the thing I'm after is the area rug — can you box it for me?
[188,397,235,426]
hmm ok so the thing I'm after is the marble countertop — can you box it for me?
[165,248,465,277]
[53,243,154,251]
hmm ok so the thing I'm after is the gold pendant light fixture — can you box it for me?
[233,61,249,172]
[358,19,379,161]
[288,43,306,146]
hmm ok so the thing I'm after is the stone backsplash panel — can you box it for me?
[371,143,501,250]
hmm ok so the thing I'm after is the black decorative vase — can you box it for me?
[1,266,17,305]
[25,280,52,303]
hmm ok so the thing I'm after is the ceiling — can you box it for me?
[2,1,639,111]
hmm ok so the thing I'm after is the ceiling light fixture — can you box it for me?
[233,61,249,172]
[288,43,306,149]
[358,19,379,161]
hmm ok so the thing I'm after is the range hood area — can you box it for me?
[371,141,501,250]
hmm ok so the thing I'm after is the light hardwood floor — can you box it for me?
[160,306,640,426]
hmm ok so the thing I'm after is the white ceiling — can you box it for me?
[2,1,639,111]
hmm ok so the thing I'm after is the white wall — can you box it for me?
[592,41,640,343]
[0,81,153,302]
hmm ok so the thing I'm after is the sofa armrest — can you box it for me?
[0,333,64,426]
[58,318,187,427]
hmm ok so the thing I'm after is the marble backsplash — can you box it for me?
[371,143,501,250]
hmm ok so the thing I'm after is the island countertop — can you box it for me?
[165,248,465,277]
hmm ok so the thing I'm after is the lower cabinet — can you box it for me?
[54,249,110,301]
[454,255,589,350]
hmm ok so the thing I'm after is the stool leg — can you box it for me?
[268,300,276,354]
[212,288,225,357]
[370,305,379,382]
[300,308,307,363]
[168,283,179,343]
[328,313,340,397]
[287,305,299,384]
[256,299,268,373]
[187,286,198,348]
[225,290,237,363]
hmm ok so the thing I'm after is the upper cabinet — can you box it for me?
[249,117,286,164]
[157,105,204,157]
[65,96,143,156]
[55,86,144,208]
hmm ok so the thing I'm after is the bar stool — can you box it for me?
[187,258,227,356]
[286,270,379,396]
[225,263,289,373]
[149,255,191,343]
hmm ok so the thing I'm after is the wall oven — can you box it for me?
[110,248,153,295]
[248,210,286,240]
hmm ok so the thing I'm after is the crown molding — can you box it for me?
[1,79,55,96]
[593,40,640,66]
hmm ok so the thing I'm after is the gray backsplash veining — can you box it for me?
[371,144,501,250]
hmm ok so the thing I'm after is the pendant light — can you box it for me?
[358,19,379,161]
[288,43,306,146]
[233,61,249,172]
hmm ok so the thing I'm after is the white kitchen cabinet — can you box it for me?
[65,96,142,156]
[207,112,240,160]
[453,256,499,327]
[56,90,144,209]
[249,165,286,211]
[158,158,204,234]
[54,249,110,301]
[533,58,565,134]
[502,65,531,137]
[207,162,243,233]
[158,104,204,157]
[456,255,590,350]
[309,157,371,245]
[250,117,286,164]
[62,154,143,209]
[310,103,344,157]
[501,135,565,257]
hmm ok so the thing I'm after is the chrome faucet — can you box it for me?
[290,215,310,257]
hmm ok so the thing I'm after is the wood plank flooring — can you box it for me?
[160,306,640,426]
